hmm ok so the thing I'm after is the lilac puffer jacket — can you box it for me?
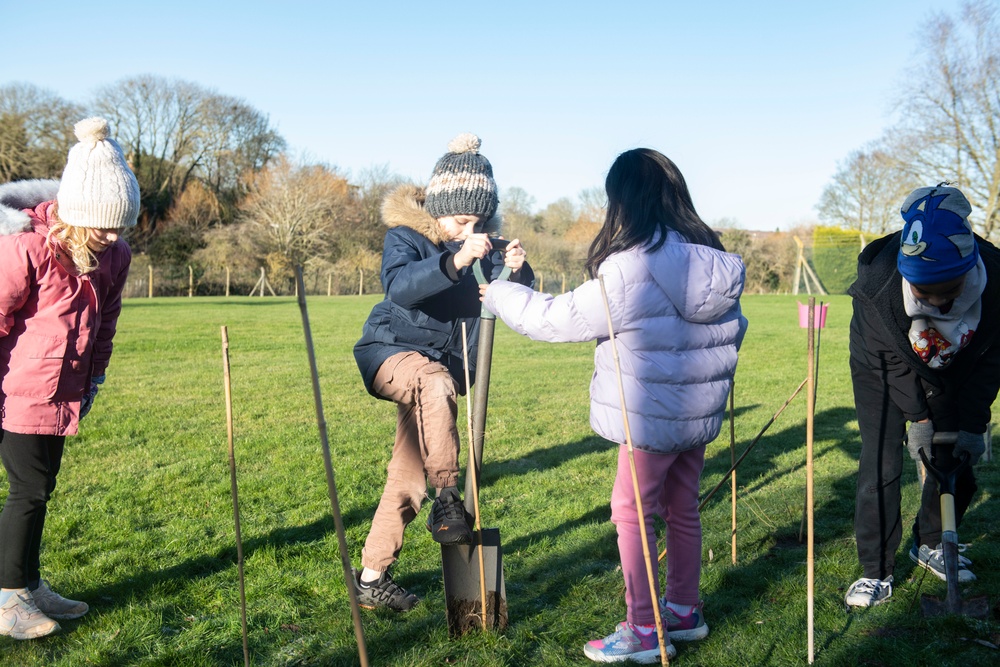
[483,233,747,454]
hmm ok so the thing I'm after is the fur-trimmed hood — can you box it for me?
[0,179,59,237]
[381,184,502,246]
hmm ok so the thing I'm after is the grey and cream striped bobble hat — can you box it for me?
[424,133,498,220]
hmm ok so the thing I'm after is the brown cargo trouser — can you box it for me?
[361,351,462,572]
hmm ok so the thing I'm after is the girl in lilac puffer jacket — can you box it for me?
[484,148,747,663]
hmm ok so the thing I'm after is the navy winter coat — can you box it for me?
[354,185,534,398]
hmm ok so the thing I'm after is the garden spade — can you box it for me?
[442,244,510,636]
[918,432,990,619]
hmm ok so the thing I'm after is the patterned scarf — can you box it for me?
[903,258,985,369]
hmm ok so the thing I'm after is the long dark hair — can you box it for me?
[585,148,723,277]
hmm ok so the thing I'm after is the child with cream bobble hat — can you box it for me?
[0,117,138,639]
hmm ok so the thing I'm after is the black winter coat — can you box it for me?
[848,231,1000,432]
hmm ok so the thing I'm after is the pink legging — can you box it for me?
[610,443,705,626]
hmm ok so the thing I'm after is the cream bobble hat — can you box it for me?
[56,117,140,229]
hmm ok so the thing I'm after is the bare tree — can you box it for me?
[353,164,406,252]
[199,94,286,215]
[539,197,577,236]
[817,141,912,235]
[0,114,28,182]
[92,75,285,238]
[0,83,83,180]
[893,0,1000,238]
[236,157,356,288]
[564,186,606,243]
[499,186,540,238]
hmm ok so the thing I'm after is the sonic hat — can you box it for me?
[897,185,978,285]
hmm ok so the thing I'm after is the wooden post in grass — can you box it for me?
[461,322,489,630]
[225,266,231,298]
[148,264,153,298]
[658,376,808,563]
[599,275,670,666]
[730,384,737,564]
[188,265,194,297]
[801,301,824,543]
[806,297,816,664]
[328,273,333,297]
[359,268,364,296]
[295,268,370,667]
[220,327,250,667]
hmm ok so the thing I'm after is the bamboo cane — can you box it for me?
[221,327,250,667]
[801,301,823,543]
[599,276,669,666]
[295,268,369,667]
[658,376,808,563]
[461,323,489,630]
[730,384,737,565]
[806,298,816,664]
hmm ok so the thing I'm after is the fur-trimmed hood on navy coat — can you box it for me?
[353,184,533,398]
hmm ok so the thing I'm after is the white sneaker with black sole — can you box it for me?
[845,576,893,607]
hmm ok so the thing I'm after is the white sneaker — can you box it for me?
[32,580,89,620]
[845,576,893,607]
[0,589,60,639]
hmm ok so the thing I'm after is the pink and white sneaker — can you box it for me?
[583,621,676,663]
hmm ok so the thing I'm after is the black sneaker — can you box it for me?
[352,568,419,612]
[425,487,473,545]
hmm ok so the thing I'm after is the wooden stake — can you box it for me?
[806,297,816,664]
[221,327,250,667]
[658,376,808,563]
[462,322,489,630]
[295,268,370,667]
[730,384,737,565]
[599,275,669,666]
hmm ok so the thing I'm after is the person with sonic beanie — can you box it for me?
[844,183,1000,608]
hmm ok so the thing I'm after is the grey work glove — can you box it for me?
[906,420,934,461]
[954,430,986,465]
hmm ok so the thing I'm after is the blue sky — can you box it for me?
[2,0,966,230]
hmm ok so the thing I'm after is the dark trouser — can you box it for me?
[0,430,65,589]
[851,360,977,580]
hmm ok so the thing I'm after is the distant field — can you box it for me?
[0,294,996,666]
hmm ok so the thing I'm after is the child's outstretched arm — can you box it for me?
[483,267,621,344]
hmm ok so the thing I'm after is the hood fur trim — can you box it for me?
[381,184,502,245]
[0,179,59,236]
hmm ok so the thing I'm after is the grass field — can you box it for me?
[0,293,997,666]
